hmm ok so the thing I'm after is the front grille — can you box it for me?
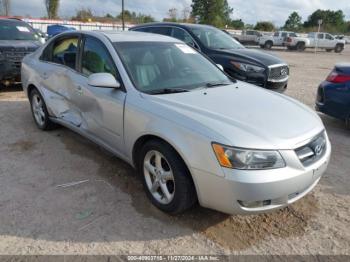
[1,47,37,69]
[295,132,327,167]
[268,65,289,81]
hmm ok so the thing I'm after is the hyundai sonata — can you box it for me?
[22,31,331,215]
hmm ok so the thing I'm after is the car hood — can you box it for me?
[216,48,284,67]
[145,82,324,150]
[0,40,41,50]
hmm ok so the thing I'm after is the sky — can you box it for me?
[8,0,350,26]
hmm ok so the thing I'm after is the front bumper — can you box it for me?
[191,137,331,215]
[265,79,288,92]
[0,61,21,82]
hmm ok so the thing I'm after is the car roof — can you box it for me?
[130,22,215,30]
[0,18,27,24]
[58,30,182,43]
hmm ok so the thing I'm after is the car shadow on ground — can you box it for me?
[0,99,324,251]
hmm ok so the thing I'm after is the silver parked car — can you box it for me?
[22,31,331,215]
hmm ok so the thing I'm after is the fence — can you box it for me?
[21,18,134,33]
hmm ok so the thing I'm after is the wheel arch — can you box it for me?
[131,133,200,200]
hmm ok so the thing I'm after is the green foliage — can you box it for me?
[284,11,302,31]
[116,10,155,24]
[44,0,60,19]
[229,19,244,30]
[254,21,275,31]
[304,9,346,33]
[191,0,233,27]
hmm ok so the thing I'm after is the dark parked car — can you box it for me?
[0,18,42,88]
[316,63,350,128]
[130,23,289,92]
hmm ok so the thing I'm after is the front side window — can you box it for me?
[81,37,116,77]
[0,20,39,41]
[190,26,244,50]
[147,27,171,36]
[114,42,232,93]
[281,32,287,38]
[318,33,324,39]
[52,37,79,69]
[274,32,279,37]
[171,27,195,46]
[325,34,334,40]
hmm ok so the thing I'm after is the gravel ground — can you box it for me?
[0,48,349,256]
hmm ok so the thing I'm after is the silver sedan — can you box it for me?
[21,31,331,215]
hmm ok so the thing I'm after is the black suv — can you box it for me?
[130,23,289,92]
[0,19,42,88]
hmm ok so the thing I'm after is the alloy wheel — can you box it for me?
[143,150,175,205]
[31,93,46,126]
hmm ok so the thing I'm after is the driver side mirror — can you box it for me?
[88,73,121,89]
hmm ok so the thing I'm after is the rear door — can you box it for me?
[73,35,126,153]
[38,34,83,126]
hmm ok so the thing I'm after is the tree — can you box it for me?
[44,0,60,19]
[284,11,302,31]
[230,19,244,29]
[182,7,191,22]
[254,21,275,32]
[304,9,345,33]
[0,0,11,16]
[72,8,93,22]
[168,8,178,22]
[191,0,233,27]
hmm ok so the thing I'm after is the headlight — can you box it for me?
[231,61,265,73]
[212,143,285,170]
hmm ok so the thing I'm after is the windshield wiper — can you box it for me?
[205,82,231,88]
[146,88,190,95]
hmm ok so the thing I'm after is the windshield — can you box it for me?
[114,42,232,93]
[189,26,244,50]
[0,20,39,41]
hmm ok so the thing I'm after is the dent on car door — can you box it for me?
[73,36,126,152]
[40,36,83,126]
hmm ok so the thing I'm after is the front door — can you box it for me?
[74,36,126,153]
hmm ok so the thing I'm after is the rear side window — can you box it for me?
[148,27,171,36]
[274,32,279,37]
[81,37,117,77]
[52,37,79,70]
[281,32,287,37]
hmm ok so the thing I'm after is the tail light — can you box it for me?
[326,70,350,83]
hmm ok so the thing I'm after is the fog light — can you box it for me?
[238,200,271,208]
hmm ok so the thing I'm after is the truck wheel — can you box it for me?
[296,42,305,51]
[264,41,273,49]
[139,140,197,214]
[334,44,344,53]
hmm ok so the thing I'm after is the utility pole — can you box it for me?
[122,0,125,31]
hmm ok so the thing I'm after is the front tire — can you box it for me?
[29,88,58,130]
[334,44,344,53]
[264,41,273,49]
[138,140,197,214]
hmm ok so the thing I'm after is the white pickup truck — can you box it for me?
[259,31,297,49]
[284,32,345,53]
[231,30,262,45]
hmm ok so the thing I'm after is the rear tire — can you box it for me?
[29,88,58,130]
[296,42,305,52]
[138,140,197,214]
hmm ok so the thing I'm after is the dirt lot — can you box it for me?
[0,48,349,256]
